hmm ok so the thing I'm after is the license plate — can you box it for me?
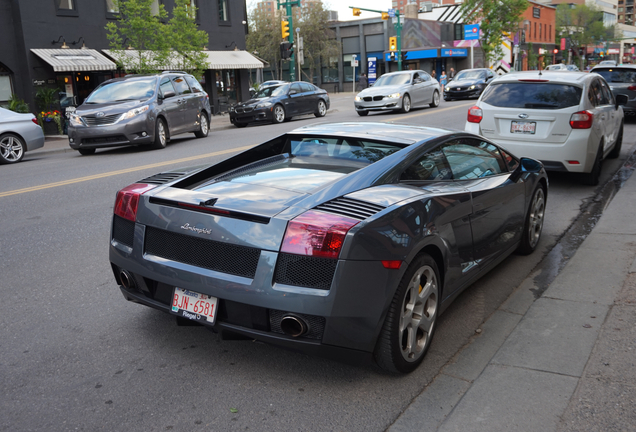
[171,287,217,324]
[511,121,536,134]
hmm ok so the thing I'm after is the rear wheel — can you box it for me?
[0,133,25,164]
[194,112,209,138]
[430,91,440,108]
[517,185,545,255]
[272,105,286,124]
[400,94,411,113]
[374,254,439,374]
[357,111,369,116]
[77,148,96,156]
[581,142,603,186]
[315,100,327,117]
[150,118,168,150]
[607,125,623,159]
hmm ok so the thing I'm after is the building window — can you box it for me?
[0,75,12,105]
[549,25,551,41]
[105,0,119,18]
[151,0,160,15]
[219,0,229,22]
[534,22,537,40]
[186,0,198,20]
[55,0,78,16]
[533,7,540,18]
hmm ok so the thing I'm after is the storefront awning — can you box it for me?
[203,51,264,69]
[102,49,186,70]
[31,49,117,72]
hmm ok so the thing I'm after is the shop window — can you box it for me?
[218,0,230,23]
[343,54,360,82]
[55,0,78,16]
[0,75,12,105]
[216,70,237,107]
[322,56,338,83]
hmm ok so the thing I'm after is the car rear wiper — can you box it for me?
[524,103,559,108]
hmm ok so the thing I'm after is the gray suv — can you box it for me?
[68,72,211,155]
[591,65,636,116]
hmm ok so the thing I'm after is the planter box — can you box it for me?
[42,121,60,136]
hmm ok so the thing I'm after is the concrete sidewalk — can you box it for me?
[390,172,636,430]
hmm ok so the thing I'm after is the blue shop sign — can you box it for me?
[386,49,437,62]
[464,24,480,40]
[442,48,468,57]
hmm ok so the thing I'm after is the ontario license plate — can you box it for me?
[511,121,536,134]
[171,288,217,324]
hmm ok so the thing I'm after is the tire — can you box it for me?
[581,142,603,186]
[234,122,247,128]
[517,185,545,255]
[607,124,623,159]
[150,118,168,150]
[77,148,96,156]
[272,104,286,124]
[400,94,411,113]
[430,91,440,108]
[315,99,327,117]
[0,133,25,164]
[374,254,440,374]
[194,112,209,138]
[357,111,369,116]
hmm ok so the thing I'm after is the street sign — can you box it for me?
[464,24,480,40]
[368,57,377,85]
[388,8,395,18]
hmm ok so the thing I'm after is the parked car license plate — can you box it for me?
[171,287,217,324]
[511,121,536,134]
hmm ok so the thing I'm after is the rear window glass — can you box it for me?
[480,82,583,109]
[593,68,636,83]
[290,137,403,163]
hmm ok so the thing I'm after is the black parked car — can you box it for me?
[229,82,330,127]
[109,122,548,373]
[68,72,211,155]
[444,68,496,101]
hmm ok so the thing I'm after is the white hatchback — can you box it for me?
[465,71,627,185]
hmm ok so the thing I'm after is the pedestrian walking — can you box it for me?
[357,73,368,91]
[431,69,437,80]
[449,68,456,79]
[440,70,447,87]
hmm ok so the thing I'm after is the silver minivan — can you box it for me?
[68,72,211,155]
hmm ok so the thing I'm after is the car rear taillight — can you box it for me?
[31,117,39,126]
[627,85,636,91]
[114,183,157,221]
[280,210,360,259]
[569,110,593,129]
[467,106,483,123]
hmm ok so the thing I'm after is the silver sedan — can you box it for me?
[354,70,441,116]
[0,107,45,164]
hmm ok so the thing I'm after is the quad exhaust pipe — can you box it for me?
[119,269,136,290]
[280,314,309,338]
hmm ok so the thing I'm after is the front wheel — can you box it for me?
[272,105,286,124]
[150,118,168,150]
[430,91,440,108]
[517,185,545,255]
[374,254,440,374]
[357,111,369,116]
[194,112,209,138]
[315,100,327,117]
[0,133,25,164]
[400,94,411,113]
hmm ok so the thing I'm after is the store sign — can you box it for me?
[442,48,468,57]
[32,79,45,86]
[368,57,377,85]
[464,24,480,41]
[608,48,620,54]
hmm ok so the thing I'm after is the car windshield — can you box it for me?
[290,137,404,163]
[255,85,288,98]
[480,82,583,109]
[454,71,486,81]
[373,74,411,87]
[85,78,157,104]
[593,68,636,83]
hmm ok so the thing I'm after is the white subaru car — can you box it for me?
[465,71,627,185]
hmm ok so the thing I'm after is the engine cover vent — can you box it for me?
[314,197,385,221]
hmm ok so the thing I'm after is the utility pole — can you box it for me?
[350,6,402,71]
[278,0,300,81]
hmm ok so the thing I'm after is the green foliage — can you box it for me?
[168,0,209,75]
[459,0,527,64]
[35,87,58,112]
[526,42,538,70]
[7,94,30,113]
[105,0,172,73]
[298,2,339,82]
[246,7,283,79]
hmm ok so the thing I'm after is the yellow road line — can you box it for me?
[0,145,254,198]
[383,101,474,122]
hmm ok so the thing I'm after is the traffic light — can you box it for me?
[389,52,395,61]
[281,20,290,39]
[280,41,293,59]
[553,48,559,54]
[352,8,361,16]
[389,36,397,52]
[600,51,605,57]
[381,12,389,20]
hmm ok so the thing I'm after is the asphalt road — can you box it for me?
[1,97,633,431]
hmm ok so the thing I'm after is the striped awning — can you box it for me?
[203,50,264,69]
[31,49,117,72]
[102,49,186,70]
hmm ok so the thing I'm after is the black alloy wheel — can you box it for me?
[517,185,546,255]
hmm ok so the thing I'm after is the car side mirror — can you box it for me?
[520,157,543,173]
[289,89,298,95]
[616,94,628,108]
[162,90,176,99]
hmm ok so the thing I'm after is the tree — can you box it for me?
[556,3,620,69]
[168,0,209,75]
[459,0,528,65]
[246,7,282,80]
[297,2,339,83]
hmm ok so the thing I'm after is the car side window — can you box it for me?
[400,147,452,182]
[171,76,191,95]
[590,80,607,106]
[442,139,506,180]
[599,80,614,105]
[499,148,520,172]
[160,78,176,98]
[290,83,302,94]
[420,72,431,81]
[300,82,313,93]
[412,73,420,83]
[185,76,204,93]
